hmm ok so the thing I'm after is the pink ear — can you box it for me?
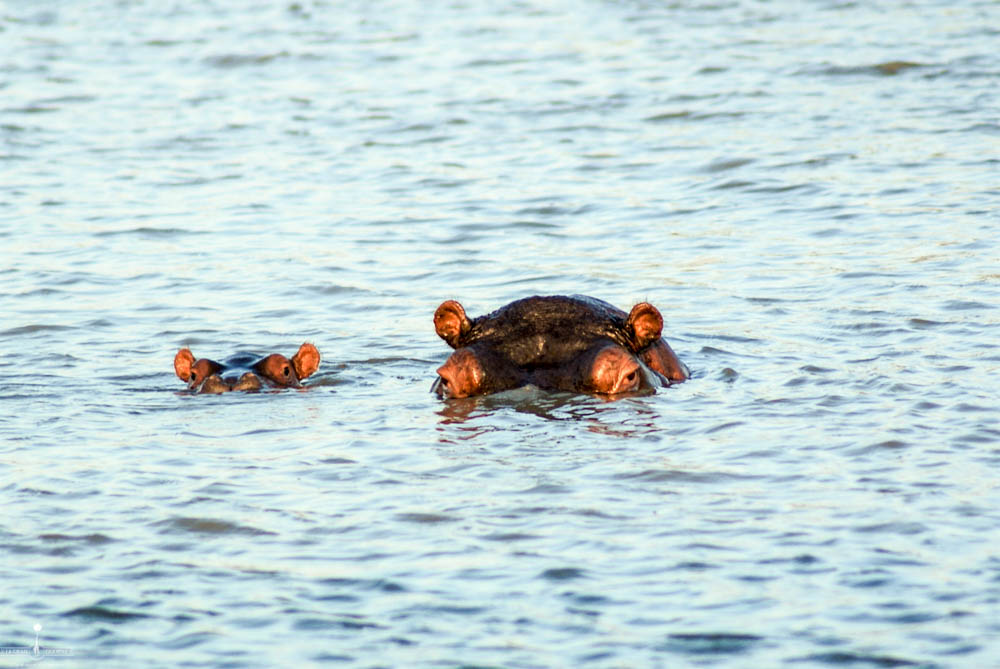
[174,349,195,382]
[434,300,471,348]
[292,342,320,380]
[626,302,663,349]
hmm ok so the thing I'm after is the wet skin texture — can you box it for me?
[173,343,320,394]
[432,295,688,399]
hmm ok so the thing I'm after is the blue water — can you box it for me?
[2,0,999,666]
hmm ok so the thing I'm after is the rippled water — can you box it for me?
[2,0,999,666]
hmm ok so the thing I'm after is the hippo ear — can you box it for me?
[291,342,320,381]
[626,302,664,350]
[174,349,196,382]
[434,300,471,348]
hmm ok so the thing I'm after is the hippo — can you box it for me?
[432,295,688,399]
[173,343,320,394]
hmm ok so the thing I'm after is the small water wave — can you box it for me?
[93,227,204,238]
[660,633,763,656]
[540,567,586,581]
[0,324,75,337]
[702,157,755,173]
[479,531,540,542]
[156,632,221,651]
[612,468,755,484]
[38,533,115,545]
[644,110,749,123]
[203,52,291,68]
[292,616,384,632]
[152,517,276,537]
[794,650,925,667]
[64,605,152,623]
[814,60,926,77]
[394,512,458,524]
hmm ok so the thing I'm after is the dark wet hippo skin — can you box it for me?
[432,295,688,399]
[173,343,320,394]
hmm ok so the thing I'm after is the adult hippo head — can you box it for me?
[432,295,688,399]
[174,342,320,394]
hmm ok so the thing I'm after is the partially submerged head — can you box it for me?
[173,343,320,394]
[432,295,688,399]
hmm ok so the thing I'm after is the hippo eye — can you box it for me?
[190,372,198,382]
[283,365,291,377]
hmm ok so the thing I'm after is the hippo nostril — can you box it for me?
[283,365,291,377]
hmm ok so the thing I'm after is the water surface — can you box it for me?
[2,0,999,666]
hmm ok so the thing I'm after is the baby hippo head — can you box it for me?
[173,343,320,394]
